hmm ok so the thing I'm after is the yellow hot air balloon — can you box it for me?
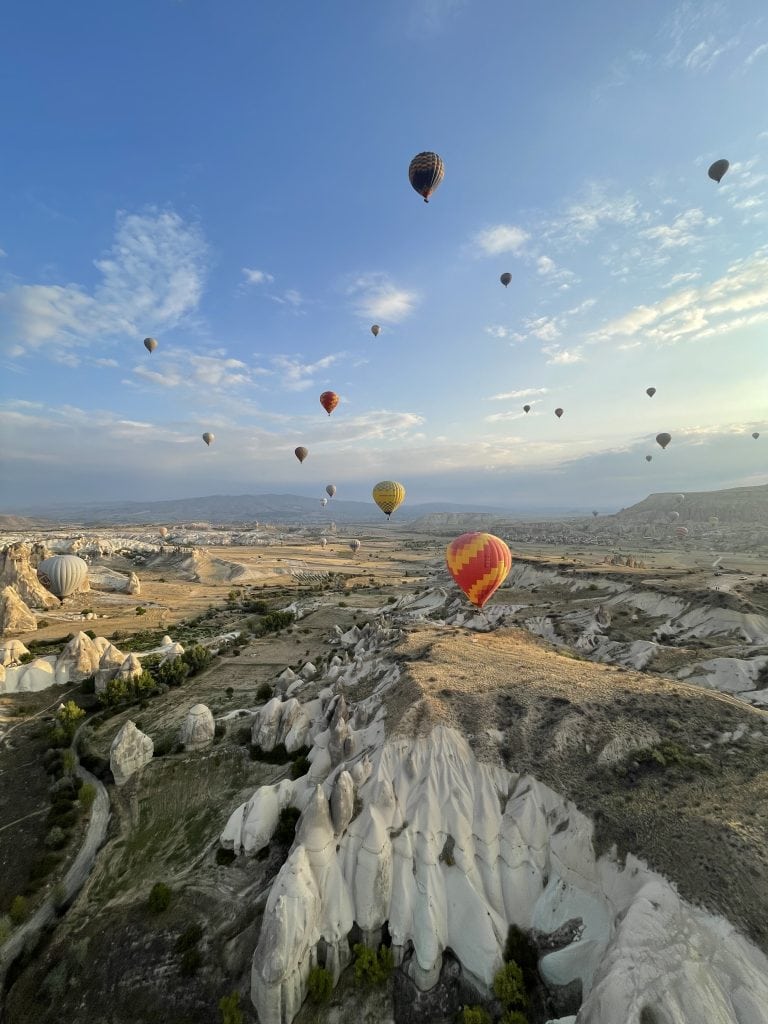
[372,481,406,519]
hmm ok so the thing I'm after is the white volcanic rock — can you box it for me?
[679,655,768,695]
[179,704,215,750]
[251,697,313,754]
[160,641,185,663]
[88,566,141,594]
[126,571,141,595]
[110,720,154,787]
[0,639,30,666]
[300,662,317,680]
[12,657,56,692]
[276,667,297,692]
[221,778,297,855]
[249,725,768,1024]
[0,543,59,610]
[99,643,125,673]
[115,653,142,681]
[659,606,768,644]
[55,631,101,682]
[330,771,355,835]
[0,586,37,635]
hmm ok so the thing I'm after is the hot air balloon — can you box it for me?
[645,455,653,462]
[675,526,689,540]
[752,432,760,440]
[326,484,337,498]
[295,446,309,464]
[159,526,168,538]
[37,555,88,599]
[446,532,512,609]
[708,159,729,183]
[202,432,214,447]
[646,387,656,398]
[669,511,680,522]
[320,537,327,549]
[592,510,599,517]
[349,539,361,554]
[523,405,531,414]
[555,408,564,419]
[656,432,671,450]
[675,493,685,504]
[321,497,328,507]
[709,516,719,527]
[500,272,512,287]
[372,481,406,519]
[371,325,381,337]
[408,151,444,203]
[320,391,340,416]
[144,337,158,354]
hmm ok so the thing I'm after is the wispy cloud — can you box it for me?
[640,208,720,250]
[663,270,701,289]
[525,316,561,342]
[0,208,207,358]
[744,42,768,67]
[487,386,549,402]
[347,273,419,322]
[484,325,525,342]
[543,346,584,365]
[472,224,529,256]
[546,185,643,246]
[271,353,341,392]
[242,268,274,286]
[270,288,303,308]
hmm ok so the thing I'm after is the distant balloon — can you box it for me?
[675,526,689,540]
[555,408,564,419]
[675,493,685,504]
[143,337,158,354]
[709,516,719,527]
[321,497,328,507]
[446,532,512,609]
[500,272,512,288]
[37,555,88,599]
[320,391,340,416]
[592,510,599,517]
[645,455,653,462]
[646,387,656,398]
[202,432,214,447]
[408,151,444,203]
[349,539,361,554]
[294,446,309,464]
[752,432,760,440]
[708,159,729,183]
[372,480,406,519]
[159,527,168,538]
[523,405,531,414]
[326,484,337,498]
[371,324,381,337]
[669,511,680,522]
[320,537,327,549]
[656,432,671,450]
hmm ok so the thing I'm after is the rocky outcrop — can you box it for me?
[88,567,141,595]
[251,697,314,755]
[55,632,101,682]
[0,639,30,666]
[115,653,142,682]
[94,642,127,693]
[109,721,153,787]
[0,543,59,610]
[179,704,215,750]
[0,586,37,635]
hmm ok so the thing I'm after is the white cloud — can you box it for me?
[0,209,207,357]
[544,347,584,365]
[485,410,529,423]
[242,268,274,286]
[270,288,303,308]
[640,208,719,249]
[347,273,419,322]
[745,42,768,67]
[537,256,556,275]
[663,270,701,288]
[0,247,6,258]
[547,185,643,245]
[472,224,529,256]
[484,325,525,342]
[525,316,561,342]
[487,387,549,402]
[93,357,119,368]
[271,353,341,392]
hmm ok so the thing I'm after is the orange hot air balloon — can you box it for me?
[445,532,512,609]
[320,391,340,416]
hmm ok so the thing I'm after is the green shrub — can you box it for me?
[179,947,203,976]
[218,992,243,1024]
[290,755,311,779]
[80,675,96,694]
[175,924,203,952]
[135,606,147,616]
[256,683,272,702]
[226,687,234,700]
[19,652,35,665]
[307,966,333,1004]
[156,658,190,688]
[44,826,68,850]
[274,806,301,845]
[353,944,393,987]
[493,962,527,1009]
[9,895,29,926]
[503,925,539,990]
[99,676,130,707]
[147,882,172,914]
[460,1008,491,1024]
[500,1012,529,1024]
[216,847,236,866]
[0,915,12,942]
[183,644,213,675]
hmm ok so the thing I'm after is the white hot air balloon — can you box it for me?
[320,537,327,549]
[37,555,89,599]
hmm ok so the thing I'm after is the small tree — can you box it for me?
[460,1008,491,1024]
[500,1012,529,1024]
[218,992,243,1024]
[56,700,85,740]
[0,915,12,942]
[147,882,172,914]
[307,966,333,1004]
[9,895,29,926]
[493,962,527,1010]
[79,783,96,810]
[256,683,272,702]
[353,944,394,987]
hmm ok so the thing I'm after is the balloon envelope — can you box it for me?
[349,539,361,553]
[645,455,653,462]
[646,387,656,398]
[37,555,88,599]
[709,516,719,527]
[592,510,599,517]
[523,405,531,413]
[320,538,327,549]
[408,151,444,203]
[656,432,671,449]
[446,532,512,609]
[371,325,380,337]
[321,498,328,507]
[144,337,158,353]
[295,446,309,463]
[676,526,689,539]
[500,272,512,287]
[372,480,406,519]
[555,408,564,418]
[708,159,729,183]
[326,484,337,498]
[752,432,760,440]
[202,432,214,446]
[320,391,340,416]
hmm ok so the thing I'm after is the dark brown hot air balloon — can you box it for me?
[371,324,380,337]
[144,337,158,354]
[555,408,564,419]
[646,387,656,398]
[500,272,512,287]
[752,432,760,440]
[523,404,531,414]
[319,391,340,416]
[294,446,309,464]
[708,159,729,183]
[408,151,444,203]
[656,432,671,450]
[645,455,653,462]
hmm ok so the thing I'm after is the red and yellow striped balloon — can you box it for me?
[445,532,512,609]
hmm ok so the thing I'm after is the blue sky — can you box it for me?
[1,0,766,511]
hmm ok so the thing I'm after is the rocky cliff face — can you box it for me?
[0,585,37,635]
[0,543,59,609]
